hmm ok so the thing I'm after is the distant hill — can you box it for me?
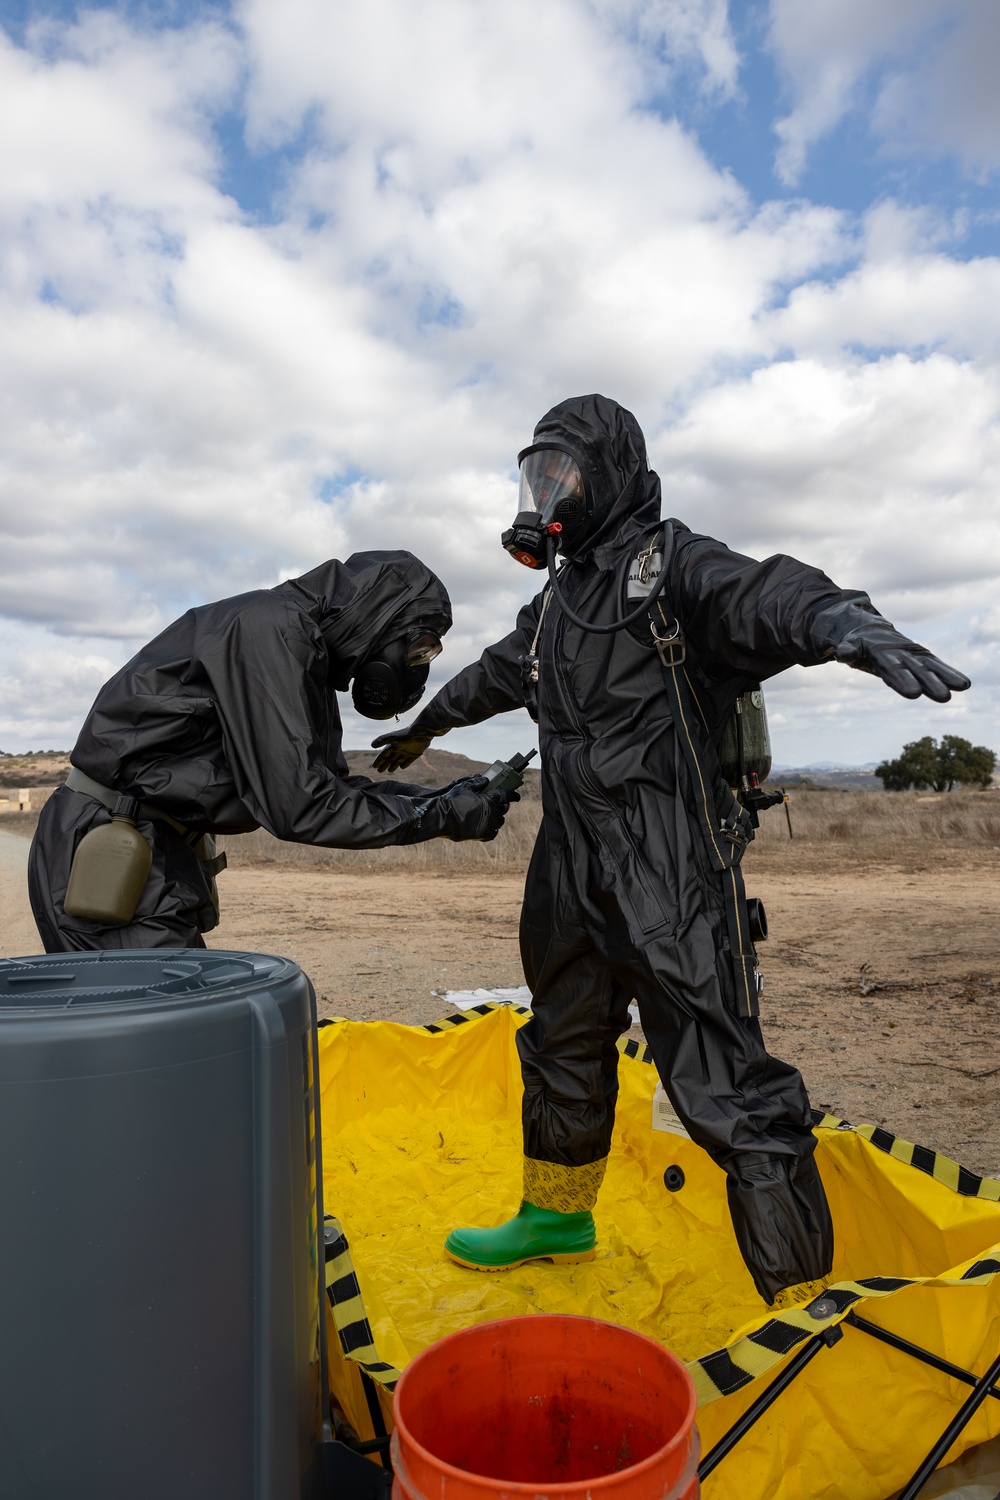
[773,761,880,773]
[0,747,888,797]
[0,752,71,790]
[0,746,884,797]
[771,765,883,790]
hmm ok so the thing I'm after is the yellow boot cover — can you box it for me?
[768,1277,830,1313]
[523,1154,607,1213]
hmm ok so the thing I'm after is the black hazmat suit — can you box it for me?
[29,552,484,952]
[395,396,931,1304]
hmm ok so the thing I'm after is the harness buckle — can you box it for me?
[651,617,686,666]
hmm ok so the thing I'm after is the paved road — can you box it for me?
[0,829,42,957]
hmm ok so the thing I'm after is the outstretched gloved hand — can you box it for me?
[834,621,970,702]
[371,722,435,772]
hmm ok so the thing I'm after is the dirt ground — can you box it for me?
[2,827,998,1180]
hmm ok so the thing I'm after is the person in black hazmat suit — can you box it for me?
[370,396,971,1308]
[29,552,514,952]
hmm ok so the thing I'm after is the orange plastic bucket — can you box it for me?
[390,1314,699,1500]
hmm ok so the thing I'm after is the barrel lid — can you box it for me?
[0,950,299,1012]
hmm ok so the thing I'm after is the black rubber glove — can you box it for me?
[441,780,513,842]
[401,776,513,844]
[833,621,970,702]
[371,723,436,772]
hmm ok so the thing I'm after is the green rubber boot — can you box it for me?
[444,1200,597,1271]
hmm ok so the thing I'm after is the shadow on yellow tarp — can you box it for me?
[318,1005,1000,1500]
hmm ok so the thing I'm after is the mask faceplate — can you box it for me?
[502,446,589,569]
[517,448,587,528]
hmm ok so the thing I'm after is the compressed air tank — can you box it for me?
[0,950,326,1500]
[719,686,773,789]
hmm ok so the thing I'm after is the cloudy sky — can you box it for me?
[1,0,998,767]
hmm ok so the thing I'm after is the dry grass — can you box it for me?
[751,787,1000,866]
[0,799,544,870]
[220,801,544,872]
[220,787,1000,872]
[0,754,71,789]
[10,788,996,872]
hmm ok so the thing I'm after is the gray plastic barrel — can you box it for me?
[0,950,327,1500]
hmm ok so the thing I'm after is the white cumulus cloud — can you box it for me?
[767,0,1000,185]
[0,0,996,768]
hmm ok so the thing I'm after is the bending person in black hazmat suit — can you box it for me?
[371,396,971,1309]
[30,552,514,952]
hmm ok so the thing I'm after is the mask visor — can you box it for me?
[404,632,442,667]
[518,449,585,525]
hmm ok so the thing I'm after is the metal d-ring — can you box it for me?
[651,617,686,665]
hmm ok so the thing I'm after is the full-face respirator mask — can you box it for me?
[501,445,670,635]
[352,631,443,721]
[501,446,589,569]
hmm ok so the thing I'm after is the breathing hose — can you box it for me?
[544,527,673,635]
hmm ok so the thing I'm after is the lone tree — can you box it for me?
[876,735,996,792]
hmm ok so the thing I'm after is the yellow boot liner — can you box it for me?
[318,1003,1000,1499]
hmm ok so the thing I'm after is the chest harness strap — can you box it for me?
[645,527,760,1020]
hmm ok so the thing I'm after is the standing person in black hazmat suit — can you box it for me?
[371,395,971,1309]
[29,551,513,952]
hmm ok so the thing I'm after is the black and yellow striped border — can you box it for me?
[687,1252,1000,1405]
[809,1110,1000,1203]
[618,1038,999,1206]
[322,998,652,1059]
[689,1108,1000,1402]
[422,999,654,1060]
[319,999,532,1037]
[324,1214,401,1389]
[617,1033,654,1064]
[419,998,532,1033]
[318,1006,1000,1402]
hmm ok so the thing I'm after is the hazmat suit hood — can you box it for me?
[527,394,662,559]
[284,551,452,691]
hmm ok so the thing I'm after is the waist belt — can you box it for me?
[65,769,228,882]
[65,767,191,837]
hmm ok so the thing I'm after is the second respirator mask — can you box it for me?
[352,632,442,720]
